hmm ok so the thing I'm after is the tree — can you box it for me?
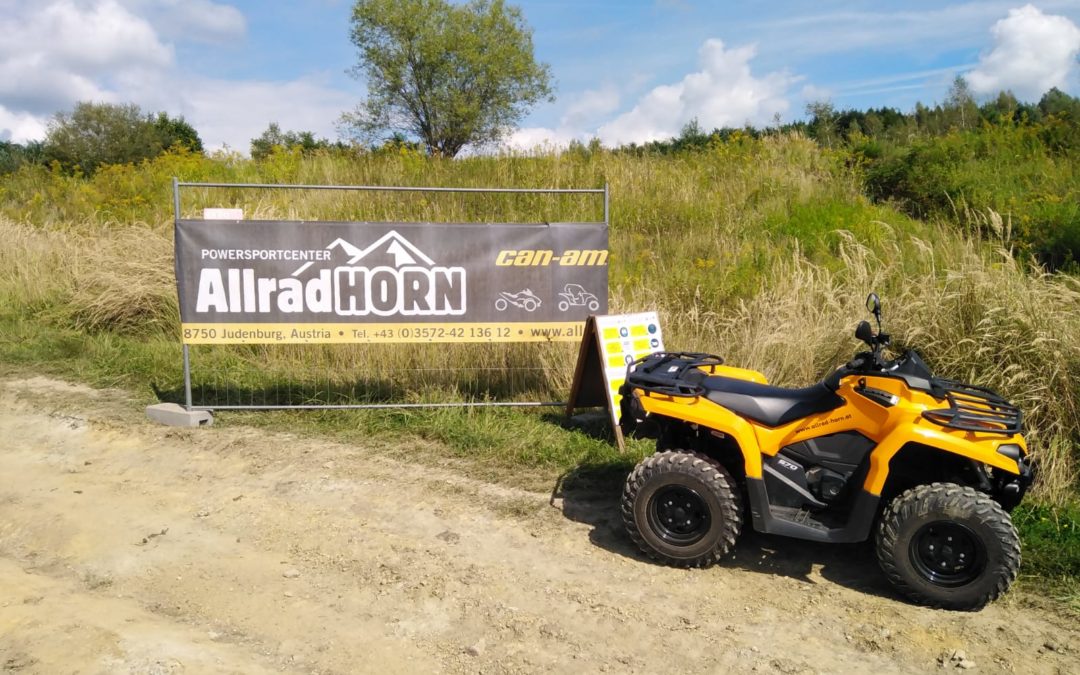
[944,75,978,130]
[979,91,1020,124]
[0,140,45,175]
[250,123,336,160]
[805,100,838,147]
[44,102,203,173]
[153,112,204,153]
[1038,87,1080,120]
[343,0,553,157]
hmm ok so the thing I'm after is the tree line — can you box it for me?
[1,102,203,175]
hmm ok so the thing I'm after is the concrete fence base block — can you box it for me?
[146,403,214,427]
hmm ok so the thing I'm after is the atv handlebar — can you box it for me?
[823,324,895,390]
[854,320,890,369]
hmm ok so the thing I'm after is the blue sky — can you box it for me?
[2,1,1080,150]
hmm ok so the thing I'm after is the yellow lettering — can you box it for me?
[577,249,608,266]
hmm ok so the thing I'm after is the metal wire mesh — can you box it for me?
[183,341,579,410]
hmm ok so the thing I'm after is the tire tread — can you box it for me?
[621,450,742,568]
[876,482,1020,611]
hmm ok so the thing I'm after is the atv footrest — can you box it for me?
[769,506,829,531]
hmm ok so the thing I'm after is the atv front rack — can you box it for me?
[624,352,724,398]
[922,379,1022,435]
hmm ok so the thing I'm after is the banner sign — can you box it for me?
[174,219,608,344]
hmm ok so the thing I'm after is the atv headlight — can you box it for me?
[996,444,1022,461]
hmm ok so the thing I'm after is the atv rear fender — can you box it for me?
[628,392,767,479]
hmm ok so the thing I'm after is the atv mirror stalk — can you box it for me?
[866,292,883,333]
[866,293,881,314]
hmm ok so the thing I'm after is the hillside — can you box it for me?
[1,134,1077,603]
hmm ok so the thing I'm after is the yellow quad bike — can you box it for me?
[619,294,1034,610]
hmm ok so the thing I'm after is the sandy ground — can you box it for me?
[0,376,1076,675]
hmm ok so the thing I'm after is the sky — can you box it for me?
[2,0,1080,152]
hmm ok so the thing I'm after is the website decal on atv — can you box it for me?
[618,293,1033,611]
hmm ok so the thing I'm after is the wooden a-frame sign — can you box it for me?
[567,312,665,451]
[566,316,625,449]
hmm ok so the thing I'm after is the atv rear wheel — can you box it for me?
[876,483,1020,611]
[622,451,742,568]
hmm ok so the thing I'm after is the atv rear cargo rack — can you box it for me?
[921,379,1022,435]
[624,352,724,398]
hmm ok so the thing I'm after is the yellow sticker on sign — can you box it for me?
[593,312,664,430]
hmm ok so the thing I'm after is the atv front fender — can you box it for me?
[863,422,1027,495]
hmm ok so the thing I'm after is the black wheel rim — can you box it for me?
[910,521,987,587]
[647,485,711,546]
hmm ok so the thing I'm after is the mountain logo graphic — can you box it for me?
[292,230,435,276]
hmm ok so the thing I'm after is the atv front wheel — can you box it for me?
[622,451,742,568]
[876,483,1020,611]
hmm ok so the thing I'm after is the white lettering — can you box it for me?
[277,278,303,313]
[195,269,230,312]
[194,265,466,317]
[304,270,333,312]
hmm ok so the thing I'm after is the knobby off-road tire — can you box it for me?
[621,450,742,568]
[876,482,1021,611]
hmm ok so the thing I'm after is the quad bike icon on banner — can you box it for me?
[495,289,542,312]
[557,284,600,312]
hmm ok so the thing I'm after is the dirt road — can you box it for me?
[0,377,1076,674]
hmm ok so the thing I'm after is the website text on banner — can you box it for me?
[174,220,609,344]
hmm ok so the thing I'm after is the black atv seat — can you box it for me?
[702,376,845,427]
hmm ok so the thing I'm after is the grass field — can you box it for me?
[1,134,1077,604]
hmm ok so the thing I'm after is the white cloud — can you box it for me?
[504,39,796,151]
[0,105,48,143]
[503,126,583,153]
[122,0,246,44]
[0,0,173,117]
[967,4,1080,99]
[799,84,833,103]
[503,85,620,152]
[0,1,347,150]
[597,39,794,146]
[753,2,1022,58]
[561,85,620,130]
[182,75,356,151]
